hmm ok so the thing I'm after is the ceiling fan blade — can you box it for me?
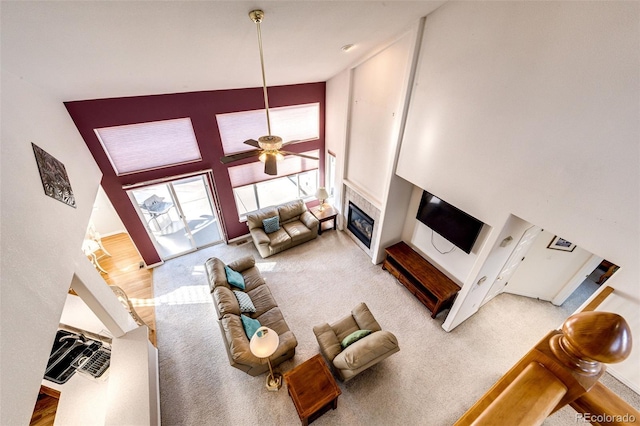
[264,154,278,176]
[244,139,260,148]
[280,151,319,161]
[281,139,301,147]
[220,150,262,164]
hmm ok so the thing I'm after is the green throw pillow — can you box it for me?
[225,265,245,290]
[241,314,261,339]
[233,290,256,313]
[262,216,280,234]
[341,329,372,349]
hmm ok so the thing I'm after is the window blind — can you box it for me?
[217,103,319,155]
[95,118,201,175]
[228,150,320,188]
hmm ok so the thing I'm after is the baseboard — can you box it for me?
[145,260,164,269]
[228,234,251,245]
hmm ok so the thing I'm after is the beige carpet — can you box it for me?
[153,230,639,425]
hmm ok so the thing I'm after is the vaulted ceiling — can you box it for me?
[2,1,445,102]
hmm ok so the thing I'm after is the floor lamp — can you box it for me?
[249,326,281,391]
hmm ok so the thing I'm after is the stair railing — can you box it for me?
[455,310,636,425]
[110,285,148,327]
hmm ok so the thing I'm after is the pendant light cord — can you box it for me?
[255,20,272,136]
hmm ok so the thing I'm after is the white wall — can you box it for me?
[325,69,351,218]
[0,71,133,425]
[346,30,416,206]
[505,230,592,301]
[445,214,533,329]
[402,186,491,283]
[90,185,126,236]
[396,2,640,388]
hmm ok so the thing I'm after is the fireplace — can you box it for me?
[347,202,374,248]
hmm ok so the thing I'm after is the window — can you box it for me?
[216,103,320,155]
[228,150,319,217]
[219,103,321,218]
[233,170,319,217]
[95,118,201,176]
[326,151,336,201]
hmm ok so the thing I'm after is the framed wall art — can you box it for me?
[32,143,76,208]
[547,235,575,252]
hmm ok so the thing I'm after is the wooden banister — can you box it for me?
[571,381,640,426]
[471,362,568,425]
[456,311,632,426]
[581,285,615,313]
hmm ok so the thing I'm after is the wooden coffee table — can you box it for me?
[283,354,341,425]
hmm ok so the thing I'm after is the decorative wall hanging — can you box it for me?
[32,142,76,208]
[547,235,575,252]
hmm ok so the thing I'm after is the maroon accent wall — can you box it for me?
[65,83,326,265]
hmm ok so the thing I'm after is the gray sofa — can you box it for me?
[205,255,298,376]
[245,199,319,258]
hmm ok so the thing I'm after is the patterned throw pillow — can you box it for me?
[262,216,280,234]
[241,314,261,339]
[233,290,256,313]
[341,329,373,349]
[225,265,245,290]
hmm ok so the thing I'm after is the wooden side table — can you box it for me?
[309,205,338,235]
[283,354,341,426]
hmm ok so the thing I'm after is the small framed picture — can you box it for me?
[547,235,576,252]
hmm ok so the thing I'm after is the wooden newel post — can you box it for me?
[550,311,632,376]
[455,311,632,426]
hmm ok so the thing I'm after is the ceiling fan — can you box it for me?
[220,9,318,176]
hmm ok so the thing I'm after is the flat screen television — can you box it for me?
[416,190,483,254]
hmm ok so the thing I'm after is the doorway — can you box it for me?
[128,173,224,260]
[484,225,616,314]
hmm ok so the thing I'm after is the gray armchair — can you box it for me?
[313,302,399,381]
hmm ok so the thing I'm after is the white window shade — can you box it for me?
[95,118,202,175]
[228,150,319,188]
[217,103,319,155]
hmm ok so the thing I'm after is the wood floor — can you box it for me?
[29,387,60,426]
[97,233,156,346]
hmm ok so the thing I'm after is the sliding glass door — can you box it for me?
[128,173,223,260]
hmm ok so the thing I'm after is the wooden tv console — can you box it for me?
[382,242,461,319]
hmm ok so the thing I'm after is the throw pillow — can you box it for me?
[233,290,256,313]
[262,216,280,234]
[341,329,373,349]
[224,265,245,290]
[241,314,261,339]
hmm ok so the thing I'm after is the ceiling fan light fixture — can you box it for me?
[258,152,284,163]
[219,9,319,175]
[258,135,283,151]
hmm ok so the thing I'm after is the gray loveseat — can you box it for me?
[205,255,298,376]
[246,199,319,258]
